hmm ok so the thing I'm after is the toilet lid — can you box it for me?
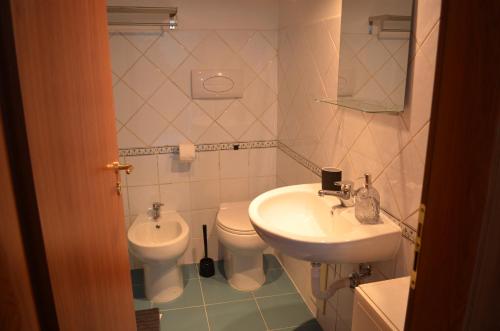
[217,201,256,234]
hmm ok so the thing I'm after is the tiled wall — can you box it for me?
[121,147,277,266]
[108,0,279,266]
[276,0,441,329]
[109,1,278,147]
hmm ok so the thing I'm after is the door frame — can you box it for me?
[405,0,500,329]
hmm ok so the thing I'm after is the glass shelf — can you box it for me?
[315,97,404,114]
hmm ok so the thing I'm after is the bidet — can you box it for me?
[128,211,190,303]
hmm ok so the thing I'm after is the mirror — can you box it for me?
[320,0,414,113]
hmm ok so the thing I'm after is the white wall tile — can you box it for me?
[127,185,160,216]
[121,186,130,217]
[249,176,277,199]
[126,155,158,186]
[124,32,159,53]
[117,126,145,148]
[113,82,144,124]
[217,102,256,139]
[197,123,234,144]
[171,30,209,52]
[249,148,277,177]
[220,178,250,203]
[153,126,191,146]
[158,154,191,184]
[148,80,190,121]
[240,32,276,73]
[145,33,188,75]
[190,209,218,238]
[109,34,141,77]
[220,150,249,178]
[385,141,425,220]
[394,240,415,277]
[126,104,168,145]
[190,180,221,210]
[160,183,191,212]
[123,57,166,99]
[240,121,275,141]
[190,151,220,181]
[170,56,202,96]
[242,77,277,118]
[173,103,213,142]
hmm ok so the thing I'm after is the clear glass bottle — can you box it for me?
[355,173,380,224]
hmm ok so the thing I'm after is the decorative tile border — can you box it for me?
[277,142,322,176]
[277,142,416,244]
[118,140,278,157]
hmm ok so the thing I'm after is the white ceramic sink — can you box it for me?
[249,183,402,264]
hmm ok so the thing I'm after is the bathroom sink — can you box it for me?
[248,184,401,264]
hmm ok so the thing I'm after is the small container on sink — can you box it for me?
[355,173,380,224]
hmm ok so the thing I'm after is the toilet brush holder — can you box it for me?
[199,224,215,278]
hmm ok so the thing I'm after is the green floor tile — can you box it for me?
[264,254,283,270]
[257,293,314,330]
[206,300,267,331]
[253,268,297,297]
[160,306,209,331]
[200,275,252,304]
[153,278,204,310]
[129,262,321,331]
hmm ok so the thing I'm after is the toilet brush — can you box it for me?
[199,224,215,277]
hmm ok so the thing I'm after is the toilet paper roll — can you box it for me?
[179,143,196,162]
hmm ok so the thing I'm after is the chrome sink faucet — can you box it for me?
[318,180,355,207]
[151,202,164,220]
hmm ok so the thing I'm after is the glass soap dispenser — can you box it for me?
[355,173,380,224]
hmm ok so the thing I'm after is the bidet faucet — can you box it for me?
[318,180,355,207]
[151,202,164,220]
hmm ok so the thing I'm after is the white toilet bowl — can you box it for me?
[128,211,190,303]
[216,201,268,291]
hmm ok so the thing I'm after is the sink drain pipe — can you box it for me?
[311,262,372,300]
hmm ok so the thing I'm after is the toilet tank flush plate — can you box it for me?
[191,69,244,99]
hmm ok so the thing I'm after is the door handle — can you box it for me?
[106,161,134,174]
[106,161,133,195]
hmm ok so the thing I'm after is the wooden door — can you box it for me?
[405,0,500,329]
[0,113,40,331]
[6,0,136,330]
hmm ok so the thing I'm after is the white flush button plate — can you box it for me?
[191,69,243,99]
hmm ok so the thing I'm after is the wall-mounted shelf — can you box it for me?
[368,15,411,39]
[107,6,178,30]
[315,97,404,113]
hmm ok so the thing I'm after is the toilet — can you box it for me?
[128,211,190,303]
[216,201,268,291]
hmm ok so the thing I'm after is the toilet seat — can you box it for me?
[217,201,256,235]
